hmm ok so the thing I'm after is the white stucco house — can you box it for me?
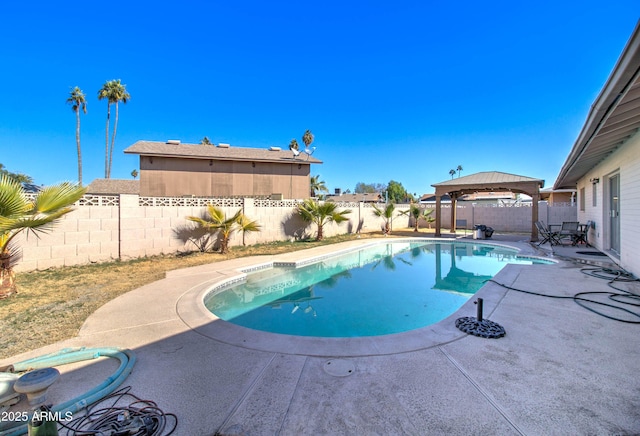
[554,20,640,277]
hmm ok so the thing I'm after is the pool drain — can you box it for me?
[456,298,506,339]
[323,359,355,377]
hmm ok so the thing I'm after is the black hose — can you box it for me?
[486,265,640,324]
[56,386,178,435]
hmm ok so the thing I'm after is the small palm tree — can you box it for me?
[296,199,351,241]
[289,139,299,151]
[201,136,212,145]
[372,203,396,235]
[310,175,328,198]
[399,204,434,232]
[238,214,261,246]
[66,86,87,185]
[187,206,261,254]
[131,169,138,179]
[0,175,86,297]
[456,165,463,178]
[449,169,456,179]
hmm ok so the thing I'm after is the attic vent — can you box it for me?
[166,139,181,145]
[217,143,230,148]
[269,146,282,151]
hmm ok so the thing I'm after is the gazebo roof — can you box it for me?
[432,171,544,192]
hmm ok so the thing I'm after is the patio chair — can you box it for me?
[535,221,560,246]
[573,220,593,246]
[558,221,579,245]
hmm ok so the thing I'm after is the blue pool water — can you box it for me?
[205,241,550,337]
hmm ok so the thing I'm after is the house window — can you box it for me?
[580,187,586,211]
[592,183,597,207]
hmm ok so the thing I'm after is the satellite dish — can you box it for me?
[292,148,300,158]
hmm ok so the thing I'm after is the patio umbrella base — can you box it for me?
[456,317,506,338]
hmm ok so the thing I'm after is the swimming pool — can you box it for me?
[204,241,551,337]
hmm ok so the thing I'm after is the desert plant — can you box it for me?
[400,204,434,231]
[296,199,351,241]
[187,206,261,254]
[0,175,86,297]
[371,203,396,235]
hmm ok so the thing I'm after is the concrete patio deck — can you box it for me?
[1,234,639,435]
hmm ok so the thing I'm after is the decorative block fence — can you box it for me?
[14,195,576,272]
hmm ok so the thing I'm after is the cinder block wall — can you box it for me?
[13,195,576,272]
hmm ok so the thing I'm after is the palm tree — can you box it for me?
[0,164,32,184]
[98,79,130,179]
[310,175,328,198]
[98,80,114,178]
[449,169,456,179]
[456,165,463,178]
[371,203,396,235]
[187,206,261,254]
[237,214,261,246]
[108,80,130,179]
[296,199,351,241]
[201,136,212,145]
[289,139,299,151]
[0,175,86,297]
[131,169,138,179]
[302,129,314,150]
[66,86,87,185]
[399,204,433,232]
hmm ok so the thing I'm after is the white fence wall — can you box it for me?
[14,196,576,272]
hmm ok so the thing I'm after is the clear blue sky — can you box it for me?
[1,1,638,196]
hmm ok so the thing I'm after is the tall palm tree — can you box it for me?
[108,80,130,179]
[296,199,351,241]
[0,175,86,297]
[98,80,114,178]
[456,165,463,178]
[98,79,130,178]
[310,175,328,198]
[187,206,261,254]
[302,129,314,150]
[66,86,87,185]
[372,203,396,235]
[449,169,456,179]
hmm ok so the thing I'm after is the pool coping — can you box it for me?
[175,238,551,357]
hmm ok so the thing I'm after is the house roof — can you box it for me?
[432,171,544,189]
[124,140,323,165]
[555,21,640,189]
[86,179,140,195]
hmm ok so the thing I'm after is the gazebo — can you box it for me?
[431,171,545,241]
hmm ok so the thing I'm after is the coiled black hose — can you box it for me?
[56,386,178,435]
[487,265,640,324]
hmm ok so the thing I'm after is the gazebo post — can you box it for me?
[531,192,540,242]
[435,195,442,237]
[450,193,457,233]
